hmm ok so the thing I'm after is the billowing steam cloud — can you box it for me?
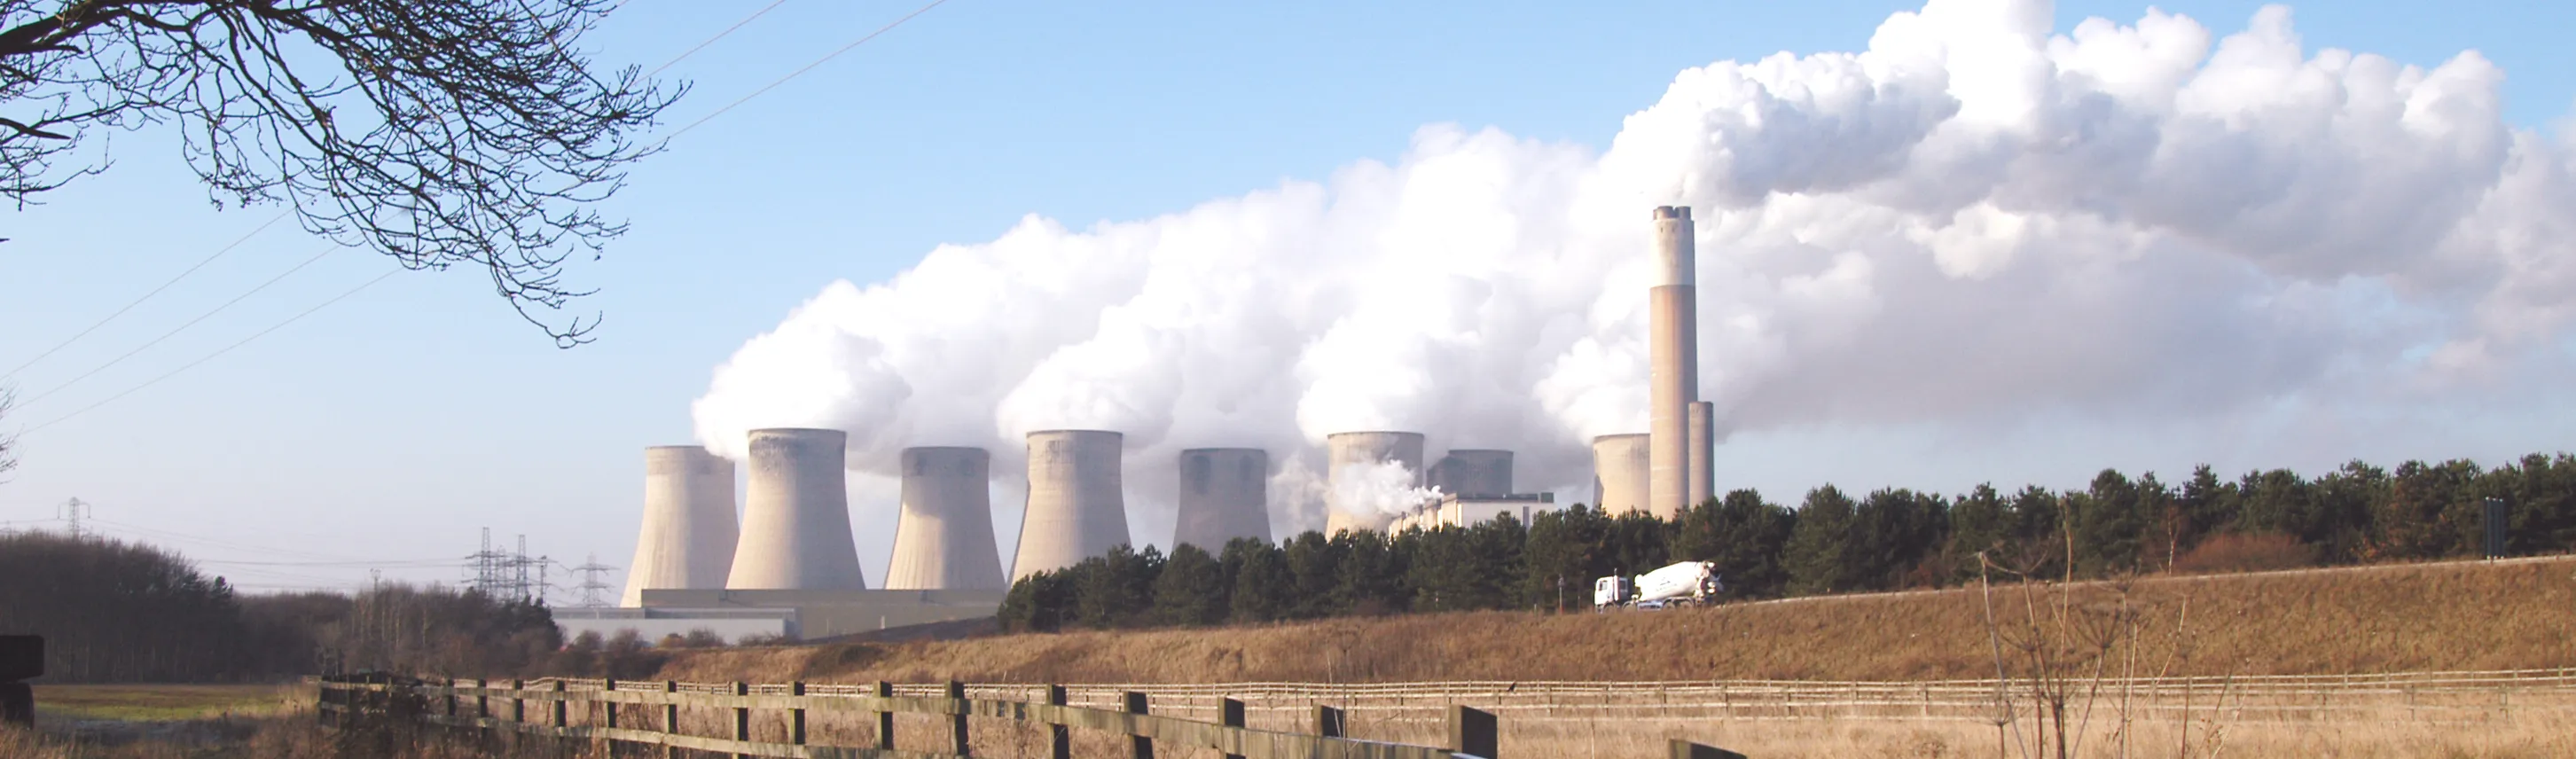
[694,0,2576,545]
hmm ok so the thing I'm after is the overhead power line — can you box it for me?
[668,0,951,139]
[2,211,290,381]
[17,245,339,409]
[647,0,795,77]
[21,270,396,435]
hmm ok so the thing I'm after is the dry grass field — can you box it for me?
[655,555,2576,685]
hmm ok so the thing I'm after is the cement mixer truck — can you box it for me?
[1593,560,1722,610]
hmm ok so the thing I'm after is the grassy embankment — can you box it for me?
[656,555,2576,684]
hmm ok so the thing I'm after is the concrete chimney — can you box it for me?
[1649,206,1699,520]
[1011,430,1130,581]
[621,446,738,606]
[1429,449,1514,497]
[1593,433,1651,516]
[726,428,867,590]
[1687,401,1715,510]
[1324,431,1427,536]
[1174,448,1270,551]
[884,447,1006,591]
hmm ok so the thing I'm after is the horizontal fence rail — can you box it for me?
[317,674,1504,759]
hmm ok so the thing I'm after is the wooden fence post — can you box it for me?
[477,677,489,722]
[662,680,680,759]
[1668,739,1749,759]
[949,680,971,756]
[513,679,526,724]
[1125,691,1152,759]
[1047,685,1070,759]
[732,682,751,759]
[605,679,619,731]
[1449,705,1496,759]
[791,681,808,745]
[553,680,568,728]
[876,681,897,751]
[445,677,458,720]
[1315,705,1344,739]
[1220,698,1246,759]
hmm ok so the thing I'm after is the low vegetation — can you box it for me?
[678,555,2576,685]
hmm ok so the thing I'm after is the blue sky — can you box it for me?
[2,0,2571,594]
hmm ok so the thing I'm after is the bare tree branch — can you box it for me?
[0,0,685,344]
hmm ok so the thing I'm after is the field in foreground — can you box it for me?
[656,555,2576,685]
[30,685,302,724]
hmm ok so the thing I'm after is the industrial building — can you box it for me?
[1387,492,1557,533]
[1323,431,1426,536]
[883,447,1006,591]
[1011,430,1131,581]
[726,428,868,590]
[621,446,739,606]
[1173,448,1270,551]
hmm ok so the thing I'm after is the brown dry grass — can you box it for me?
[654,556,2576,685]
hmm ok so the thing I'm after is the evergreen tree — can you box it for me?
[1523,505,1613,609]
[1283,530,1349,618]
[1784,485,1859,594]
[1947,484,2008,583]
[1152,544,1230,626]
[1334,529,1410,615]
[1226,539,1294,624]
[1671,489,1796,599]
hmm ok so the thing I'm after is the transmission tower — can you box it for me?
[571,554,618,608]
[59,497,89,538]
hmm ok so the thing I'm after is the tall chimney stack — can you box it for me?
[1648,206,1699,520]
[1687,401,1715,510]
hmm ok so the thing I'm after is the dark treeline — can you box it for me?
[1002,451,2576,632]
[0,530,565,682]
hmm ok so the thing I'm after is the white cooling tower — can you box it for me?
[1429,449,1514,497]
[1593,434,1652,516]
[884,447,1006,591]
[1687,401,1715,510]
[1011,430,1130,581]
[1174,448,1270,551]
[1324,431,1427,536]
[621,446,738,606]
[725,428,867,590]
[1649,206,1700,520]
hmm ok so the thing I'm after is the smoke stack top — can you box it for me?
[1653,206,1695,286]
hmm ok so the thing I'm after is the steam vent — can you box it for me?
[1648,205,1701,520]
[1011,430,1131,581]
[1324,431,1427,536]
[883,447,1006,591]
[1593,433,1651,515]
[1429,449,1515,498]
[1173,448,1271,551]
[621,446,739,606]
[726,428,868,590]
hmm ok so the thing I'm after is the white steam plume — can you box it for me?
[694,0,2576,544]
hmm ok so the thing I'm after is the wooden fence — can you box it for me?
[317,674,1520,759]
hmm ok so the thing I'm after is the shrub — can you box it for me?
[2172,532,2316,575]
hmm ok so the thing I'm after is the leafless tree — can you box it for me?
[1,0,684,343]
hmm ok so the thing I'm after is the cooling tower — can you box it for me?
[1324,431,1427,536]
[1649,206,1700,520]
[1593,434,1652,516]
[1011,430,1131,581]
[621,446,738,606]
[1174,448,1270,551]
[725,428,867,590]
[1429,449,1514,497]
[1687,402,1715,510]
[884,447,1006,591]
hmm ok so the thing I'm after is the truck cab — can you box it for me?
[1593,575,1634,608]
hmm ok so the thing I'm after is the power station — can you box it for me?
[1323,431,1426,536]
[727,428,868,590]
[598,206,1718,640]
[620,446,738,606]
[884,447,1006,591]
[1011,430,1131,581]
[1174,448,1270,551]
